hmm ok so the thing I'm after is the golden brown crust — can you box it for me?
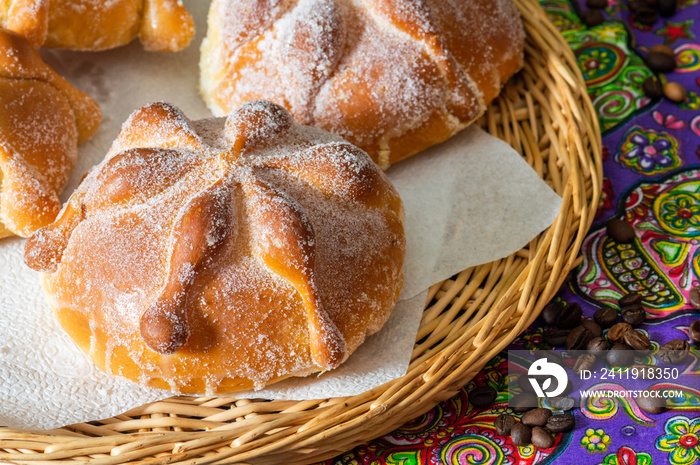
[0,0,194,51]
[25,100,406,394]
[0,29,100,238]
[200,0,525,168]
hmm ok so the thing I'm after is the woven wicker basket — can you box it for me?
[0,0,602,462]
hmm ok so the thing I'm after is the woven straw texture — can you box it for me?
[0,0,602,462]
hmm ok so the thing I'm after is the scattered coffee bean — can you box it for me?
[522,408,552,427]
[607,219,635,243]
[469,385,497,408]
[619,292,643,307]
[664,81,687,102]
[586,0,608,8]
[689,286,700,309]
[573,353,597,375]
[607,343,634,367]
[510,393,538,413]
[628,0,649,12]
[642,76,664,99]
[534,350,566,367]
[594,306,618,328]
[624,330,652,351]
[546,414,575,433]
[556,302,583,329]
[630,364,655,379]
[659,339,689,365]
[581,319,603,338]
[607,322,633,344]
[587,337,609,356]
[658,0,677,17]
[531,427,555,449]
[689,320,700,345]
[638,388,667,414]
[517,373,536,395]
[635,7,659,25]
[549,396,576,411]
[495,414,516,436]
[649,44,675,57]
[510,423,532,447]
[544,329,571,347]
[581,9,605,27]
[567,326,595,350]
[541,302,563,326]
[622,305,646,326]
[646,51,676,72]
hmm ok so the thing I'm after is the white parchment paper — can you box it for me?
[0,0,561,430]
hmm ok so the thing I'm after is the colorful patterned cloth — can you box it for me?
[323,0,700,463]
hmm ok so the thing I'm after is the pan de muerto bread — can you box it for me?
[25,100,406,394]
[0,29,100,238]
[0,0,194,51]
[200,0,525,168]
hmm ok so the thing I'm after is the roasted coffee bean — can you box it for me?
[469,385,497,408]
[546,414,575,433]
[689,286,700,309]
[642,76,664,99]
[536,350,565,366]
[586,0,608,8]
[622,304,646,326]
[664,82,687,103]
[689,320,700,345]
[594,306,618,328]
[543,329,570,347]
[541,302,562,326]
[607,322,632,344]
[635,7,658,25]
[630,364,655,379]
[532,426,555,449]
[522,408,552,427]
[606,219,635,243]
[495,414,516,436]
[624,330,652,351]
[658,0,677,17]
[646,51,676,72]
[510,393,539,413]
[649,44,675,57]
[517,373,536,394]
[607,343,634,367]
[628,0,650,12]
[638,389,667,414]
[549,396,576,411]
[566,326,594,350]
[619,292,643,307]
[581,9,605,27]
[573,353,597,375]
[587,337,609,356]
[581,319,603,338]
[659,339,689,365]
[556,302,582,329]
[510,423,532,447]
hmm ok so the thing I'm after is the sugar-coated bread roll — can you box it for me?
[25,100,406,394]
[200,0,525,168]
[0,0,194,51]
[0,29,100,238]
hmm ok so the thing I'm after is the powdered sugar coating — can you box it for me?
[25,100,406,394]
[200,0,525,168]
[0,29,100,238]
[0,0,194,51]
